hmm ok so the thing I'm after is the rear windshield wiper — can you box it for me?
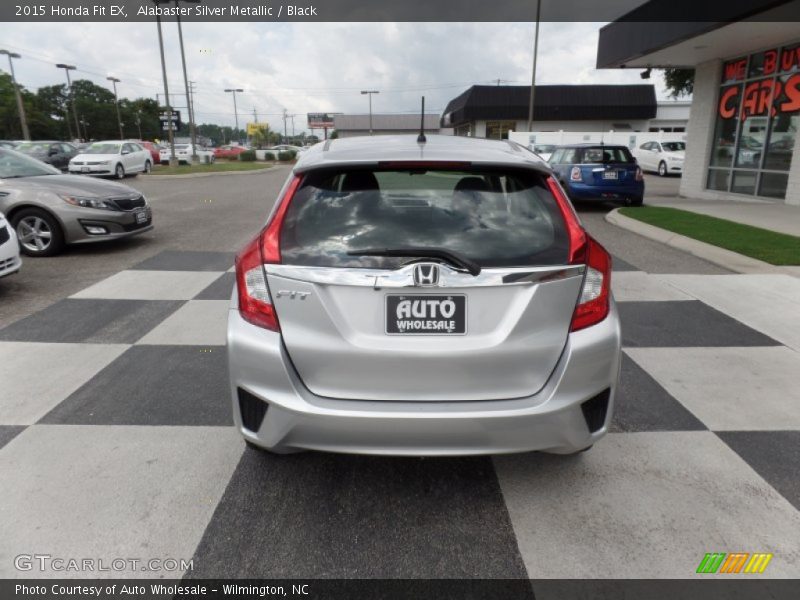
[347,247,481,276]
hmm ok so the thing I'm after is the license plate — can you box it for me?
[386,294,466,335]
[603,170,618,180]
[81,167,89,173]
[134,210,148,224]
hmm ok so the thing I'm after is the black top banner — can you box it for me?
[2,0,800,22]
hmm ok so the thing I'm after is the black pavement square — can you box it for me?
[617,301,781,347]
[131,250,235,272]
[188,451,530,579]
[611,354,706,433]
[0,299,184,344]
[39,345,232,426]
[717,431,800,512]
[194,273,236,300]
[0,426,25,451]
[611,255,638,271]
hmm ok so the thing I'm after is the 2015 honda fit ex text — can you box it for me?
[228,135,621,456]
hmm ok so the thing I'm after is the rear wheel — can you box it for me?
[629,196,644,207]
[12,208,65,257]
[115,163,125,179]
[658,161,668,177]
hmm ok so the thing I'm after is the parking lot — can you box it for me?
[1,171,799,580]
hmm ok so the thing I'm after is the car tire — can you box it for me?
[658,161,668,177]
[629,196,644,207]
[143,160,152,174]
[115,163,125,179]
[12,208,65,257]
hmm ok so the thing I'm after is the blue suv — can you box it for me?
[549,144,644,206]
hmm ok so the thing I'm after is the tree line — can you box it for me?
[0,72,251,145]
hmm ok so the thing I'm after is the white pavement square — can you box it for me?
[657,274,800,351]
[0,425,244,578]
[70,270,224,301]
[611,272,694,302]
[136,300,230,346]
[625,347,800,431]
[494,432,800,578]
[0,342,128,425]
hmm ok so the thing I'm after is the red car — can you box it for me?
[138,141,161,164]
[214,145,247,159]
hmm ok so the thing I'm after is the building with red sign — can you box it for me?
[597,0,800,205]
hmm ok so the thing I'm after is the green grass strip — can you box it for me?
[149,161,272,175]
[618,206,800,265]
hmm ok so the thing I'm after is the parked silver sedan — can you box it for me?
[228,135,621,456]
[0,147,153,256]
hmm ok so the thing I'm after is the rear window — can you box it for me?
[280,168,570,269]
[579,146,633,163]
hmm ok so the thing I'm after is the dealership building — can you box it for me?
[440,84,691,138]
[332,114,443,138]
[598,0,800,204]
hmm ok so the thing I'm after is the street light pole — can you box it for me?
[360,90,379,135]
[152,3,178,167]
[526,0,542,132]
[0,50,30,140]
[107,76,124,140]
[56,63,81,141]
[225,88,243,144]
[174,0,201,161]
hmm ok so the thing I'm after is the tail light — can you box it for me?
[235,174,303,331]
[635,167,643,181]
[570,166,583,182]
[570,237,611,331]
[546,176,611,331]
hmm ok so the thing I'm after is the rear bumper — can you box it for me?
[227,303,622,456]
[565,182,644,202]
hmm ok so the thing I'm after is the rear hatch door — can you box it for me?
[270,166,584,402]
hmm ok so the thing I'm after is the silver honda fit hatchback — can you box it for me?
[227,135,621,456]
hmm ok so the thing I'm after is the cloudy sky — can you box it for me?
[1,22,671,132]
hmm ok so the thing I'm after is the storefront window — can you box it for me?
[758,172,790,198]
[706,41,800,199]
[486,121,516,140]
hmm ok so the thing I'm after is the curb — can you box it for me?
[143,165,282,180]
[605,208,798,276]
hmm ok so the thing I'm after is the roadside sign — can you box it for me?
[308,113,339,128]
[159,110,182,128]
[247,122,268,136]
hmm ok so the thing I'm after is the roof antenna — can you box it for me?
[417,96,427,143]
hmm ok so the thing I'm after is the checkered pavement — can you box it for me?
[1,250,799,579]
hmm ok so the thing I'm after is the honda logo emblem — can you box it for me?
[413,263,440,287]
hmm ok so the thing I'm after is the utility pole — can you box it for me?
[282,109,288,143]
[107,76,124,140]
[152,2,178,167]
[0,50,30,140]
[135,110,143,139]
[174,0,201,161]
[360,90,379,135]
[224,88,243,144]
[56,63,81,141]
[253,107,258,123]
[526,0,542,132]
